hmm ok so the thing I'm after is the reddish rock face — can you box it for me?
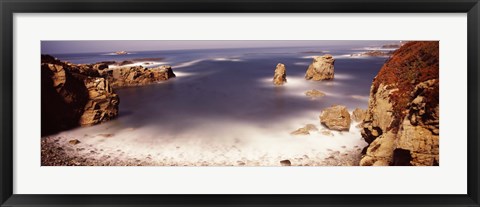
[360,41,439,166]
[41,55,119,136]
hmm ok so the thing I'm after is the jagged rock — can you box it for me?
[92,63,109,70]
[305,89,326,98]
[273,63,287,85]
[41,55,119,136]
[351,108,367,122]
[291,124,318,135]
[359,41,439,166]
[305,54,335,80]
[104,65,176,88]
[78,77,119,126]
[319,105,351,131]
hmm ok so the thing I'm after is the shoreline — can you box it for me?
[41,135,364,166]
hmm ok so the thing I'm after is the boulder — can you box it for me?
[280,160,291,166]
[351,108,367,122]
[319,105,351,131]
[305,89,326,98]
[69,139,81,145]
[359,41,439,166]
[273,63,287,85]
[305,54,335,80]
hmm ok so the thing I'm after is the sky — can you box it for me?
[41,40,398,54]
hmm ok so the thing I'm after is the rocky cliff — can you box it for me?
[359,41,439,166]
[41,55,119,136]
[305,54,335,80]
[41,55,178,135]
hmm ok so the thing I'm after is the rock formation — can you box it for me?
[319,105,351,131]
[305,89,326,98]
[359,41,439,166]
[41,55,119,136]
[102,65,176,88]
[305,54,335,80]
[115,51,128,55]
[291,124,318,135]
[273,63,287,85]
[351,108,367,122]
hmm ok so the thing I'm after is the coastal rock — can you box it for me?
[291,124,318,135]
[115,51,128,55]
[78,77,119,126]
[69,64,101,77]
[351,108,367,123]
[305,54,335,80]
[305,89,326,98]
[280,160,292,166]
[69,139,81,145]
[104,65,176,88]
[92,63,109,70]
[41,55,119,136]
[118,60,134,66]
[360,41,439,166]
[319,105,351,131]
[273,63,287,85]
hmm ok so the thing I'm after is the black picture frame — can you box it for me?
[1,0,479,206]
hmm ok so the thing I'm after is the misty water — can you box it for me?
[51,45,390,166]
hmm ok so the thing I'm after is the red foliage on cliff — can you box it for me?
[372,41,439,130]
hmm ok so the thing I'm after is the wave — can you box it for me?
[294,62,309,66]
[350,95,369,101]
[108,61,170,69]
[212,57,243,62]
[173,59,206,68]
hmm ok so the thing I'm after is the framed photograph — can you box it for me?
[1,0,479,206]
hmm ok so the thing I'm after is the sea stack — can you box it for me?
[305,54,335,80]
[359,41,439,166]
[273,63,287,85]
